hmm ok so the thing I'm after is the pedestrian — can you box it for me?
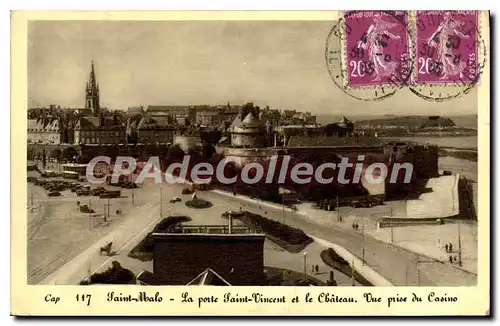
[449,255,453,264]
[77,201,80,207]
[445,243,449,253]
[352,223,356,229]
[449,243,453,252]
[355,223,359,230]
[453,256,457,263]
[311,264,315,274]
[315,265,319,274]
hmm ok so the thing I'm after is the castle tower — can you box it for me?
[85,61,100,116]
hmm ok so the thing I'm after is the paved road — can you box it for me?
[202,191,477,286]
[41,181,477,286]
[42,181,361,286]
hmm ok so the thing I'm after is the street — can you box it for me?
[32,175,477,286]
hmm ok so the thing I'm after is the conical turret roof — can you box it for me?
[241,112,263,128]
[337,115,353,127]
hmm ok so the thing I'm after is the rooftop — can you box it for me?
[287,135,385,148]
[151,224,263,236]
[147,105,191,112]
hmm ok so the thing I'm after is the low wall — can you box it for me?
[406,175,460,218]
[377,219,443,228]
[311,236,393,286]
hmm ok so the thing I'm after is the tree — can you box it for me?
[201,128,222,145]
[51,148,62,160]
[60,147,79,162]
[201,143,216,162]
[165,145,185,164]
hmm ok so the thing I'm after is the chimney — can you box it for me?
[228,212,233,234]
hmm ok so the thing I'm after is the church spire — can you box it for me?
[85,60,100,116]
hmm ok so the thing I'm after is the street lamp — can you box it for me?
[405,259,412,286]
[303,251,307,282]
[457,222,463,267]
[160,186,163,218]
[362,223,365,266]
[351,255,356,286]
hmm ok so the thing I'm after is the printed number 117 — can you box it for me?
[76,294,92,306]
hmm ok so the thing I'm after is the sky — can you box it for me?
[28,20,477,116]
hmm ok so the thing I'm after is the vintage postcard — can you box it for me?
[11,10,490,316]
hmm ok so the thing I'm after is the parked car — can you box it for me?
[100,190,121,199]
[350,200,372,208]
[90,187,107,196]
[181,188,193,195]
[76,189,90,196]
[170,197,182,203]
[79,205,95,213]
[48,191,61,197]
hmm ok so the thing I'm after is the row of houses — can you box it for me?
[28,114,176,146]
[28,105,320,147]
[127,105,240,127]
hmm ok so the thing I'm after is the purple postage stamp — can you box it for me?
[344,11,410,88]
[415,10,479,84]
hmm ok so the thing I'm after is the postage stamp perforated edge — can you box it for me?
[410,10,482,88]
[339,10,412,90]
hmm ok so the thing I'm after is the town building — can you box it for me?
[73,116,100,144]
[136,220,266,286]
[173,127,202,152]
[74,115,127,145]
[127,106,145,115]
[146,105,195,125]
[27,118,61,144]
[98,115,127,144]
[216,104,240,125]
[275,124,324,146]
[136,115,176,144]
[194,106,220,126]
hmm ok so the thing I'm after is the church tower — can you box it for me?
[85,61,100,116]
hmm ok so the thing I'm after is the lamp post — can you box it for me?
[278,187,286,224]
[405,260,412,285]
[351,256,356,286]
[303,251,307,282]
[282,192,285,224]
[362,223,365,266]
[88,198,92,231]
[336,194,340,222]
[390,208,394,243]
[160,186,163,218]
[457,222,463,267]
[416,255,420,286]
